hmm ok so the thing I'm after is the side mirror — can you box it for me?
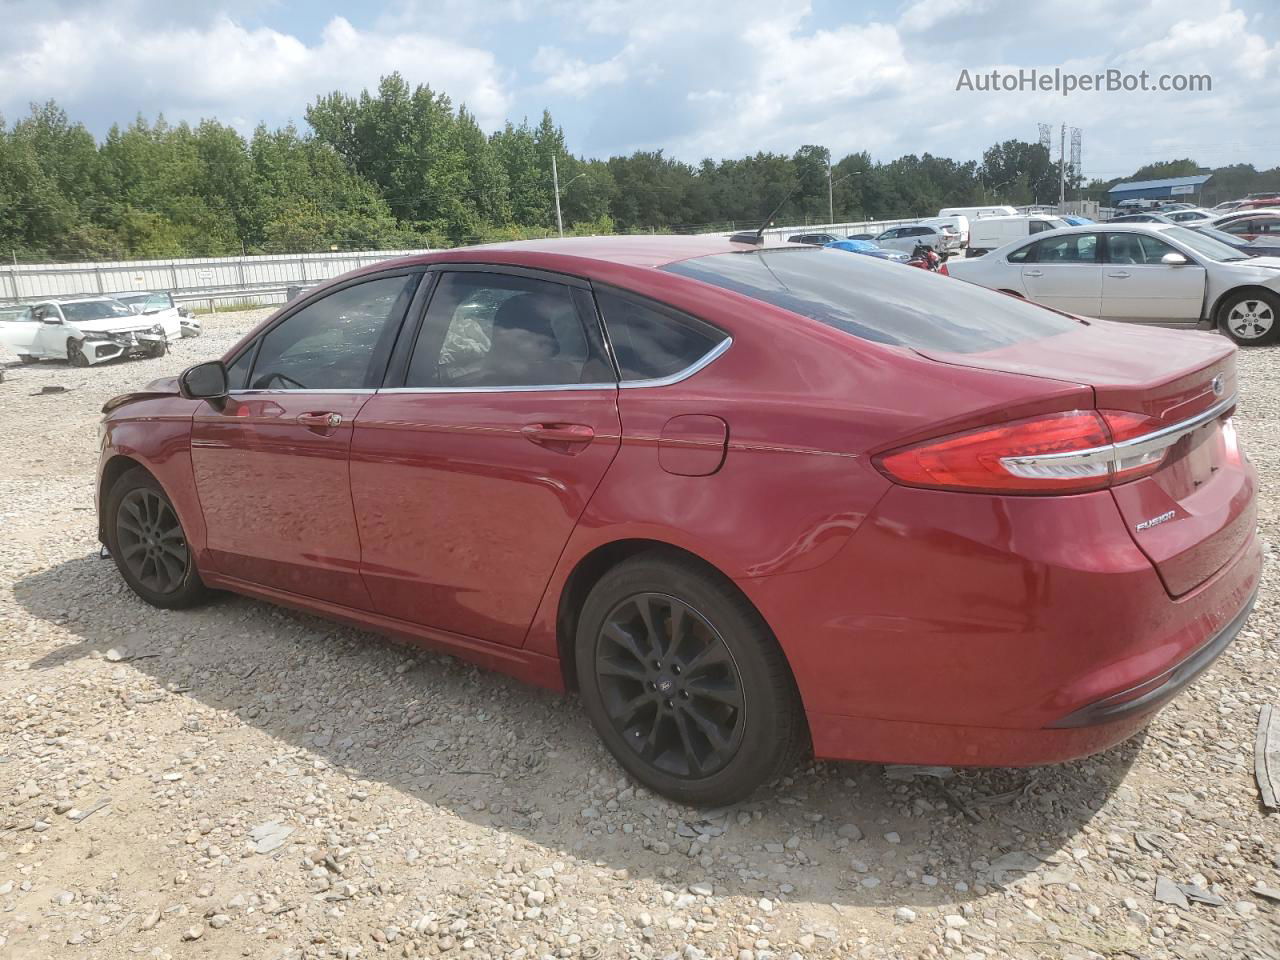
[129,305,144,314]
[1161,252,1191,266]
[179,360,228,404]
[40,316,61,325]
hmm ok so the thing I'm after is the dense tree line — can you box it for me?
[2,73,1278,262]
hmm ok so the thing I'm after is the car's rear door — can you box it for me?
[1101,232,1205,325]
[190,271,423,607]
[350,267,622,647]
[1019,232,1103,315]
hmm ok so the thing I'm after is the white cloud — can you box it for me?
[0,11,512,132]
[532,46,630,97]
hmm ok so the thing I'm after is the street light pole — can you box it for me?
[827,161,834,223]
[552,155,564,238]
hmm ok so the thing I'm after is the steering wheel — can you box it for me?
[257,371,307,390]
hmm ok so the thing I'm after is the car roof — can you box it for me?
[432,234,769,269]
[45,296,124,305]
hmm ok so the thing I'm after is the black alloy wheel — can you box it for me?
[116,488,188,594]
[576,552,807,806]
[596,592,745,779]
[67,339,89,367]
[105,467,211,609]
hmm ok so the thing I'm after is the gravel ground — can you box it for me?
[1,310,1278,960]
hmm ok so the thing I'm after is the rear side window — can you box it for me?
[662,249,1081,354]
[595,290,727,382]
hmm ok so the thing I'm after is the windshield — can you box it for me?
[62,300,134,323]
[1163,225,1251,261]
[663,248,1081,353]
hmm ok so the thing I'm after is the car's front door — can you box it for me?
[1100,232,1206,324]
[350,268,622,647]
[1018,232,1103,316]
[0,307,40,358]
[31,304,69,358]
[189,272,422,607]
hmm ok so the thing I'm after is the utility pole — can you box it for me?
[827,160,835,223]
[552,155,564,238]
[1059,123,1066,209]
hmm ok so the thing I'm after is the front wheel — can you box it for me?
[575,552,807,806]
[104,468,211,609]
[1218,289,1279,346]
[67,339,89,367]
[18,354,37,364]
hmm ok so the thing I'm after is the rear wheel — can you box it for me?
[576,552,807,806]
[104,468,211,609]
[1218,289,1279,346]
[67,338,89,367]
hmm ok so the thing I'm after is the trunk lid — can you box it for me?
[921,323,1251,596]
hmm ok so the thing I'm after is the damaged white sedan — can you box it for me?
[4,297,174,366]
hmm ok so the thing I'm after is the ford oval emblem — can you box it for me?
[1211,374,1225,397]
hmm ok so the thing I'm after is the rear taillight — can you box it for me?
[938,262,949,276]
[874,409,1172,494]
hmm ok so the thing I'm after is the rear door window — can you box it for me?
[1035,233,1099,263]
[594,289,728,382]
[663,248,1081,353]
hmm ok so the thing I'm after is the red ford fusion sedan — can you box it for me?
[97,235,1261,806]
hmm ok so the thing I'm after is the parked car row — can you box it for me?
[943,222,1280,345]
[0,290,200,367]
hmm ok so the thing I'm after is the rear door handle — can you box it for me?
[1107,271,1131,278]
[297,411,342,429]
[1023,269,1043,277]
[521,423,595,448]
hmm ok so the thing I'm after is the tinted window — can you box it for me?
[249,275,417,390]
[1029,220,1054,234]
[407,272,607,388]
[663,248,1081,353]
[226,344,255,391]
[595,290,727,382]
[1106,233,1182,265]
[1006,243,1034,264]
[1034,233,1098,263]
[62,300,132,323]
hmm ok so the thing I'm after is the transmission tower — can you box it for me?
[1037,124,1052,153]
[1070,127,1082,184]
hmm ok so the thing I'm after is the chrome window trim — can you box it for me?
[376,336,733,394]
[227,388,376,396]
[618,336,733,390]
[1001,392,1236,478]
[378,383,617,395]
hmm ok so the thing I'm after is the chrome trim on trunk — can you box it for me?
[1001,393,1236,479]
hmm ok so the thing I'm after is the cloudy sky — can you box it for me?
[1,0,1277,179]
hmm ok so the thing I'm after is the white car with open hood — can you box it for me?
[944,222,1280,346]
[4,297,174,366]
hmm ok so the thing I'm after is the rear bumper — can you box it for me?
[740,482,1262,767]
[1050,586,1255,727]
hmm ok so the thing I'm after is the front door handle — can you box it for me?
[297,411,342,430]
[1107,271,1131,279]
[1023,269,1043,277]
[521,423,595,450]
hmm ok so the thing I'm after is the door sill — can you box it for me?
[201,571,565,692]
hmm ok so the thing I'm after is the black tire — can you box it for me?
[18,354,38,365]
[1217,289,1280,346]
[104,467,211,609]
[67,339,89,367]
[575,552,807,806]
[145,341,167,359]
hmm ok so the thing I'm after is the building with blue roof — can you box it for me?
[1107,174,1212,205]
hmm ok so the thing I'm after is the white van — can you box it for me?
[965,215,1070,256]
[922,215,971,247]
[938,205,1018,221]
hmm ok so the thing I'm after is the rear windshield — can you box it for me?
[662,248,1082,353]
